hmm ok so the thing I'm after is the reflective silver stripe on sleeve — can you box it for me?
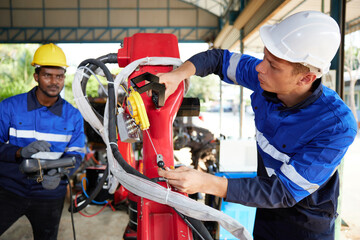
[256,128,290,163]
[256,128,319,193]
[226,53,242,85]
[65,147,86,153]
[9,128,72,142]
[280,164,319,194]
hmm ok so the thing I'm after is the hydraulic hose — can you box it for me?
[80,57,151,181]
[69,162,109,213]
[70,55,147,213]
[73,56,251,240]
[80,53,118,94]
[174,209,213,240]
[105,61,212,240]
[69,55,115,213]
[74,55,213,240]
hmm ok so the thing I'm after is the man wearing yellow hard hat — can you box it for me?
[0,43,85,240]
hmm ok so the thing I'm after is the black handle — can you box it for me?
[19,157,76,173]
[130,72,166,108]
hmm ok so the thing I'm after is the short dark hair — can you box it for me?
[34,66,66,74]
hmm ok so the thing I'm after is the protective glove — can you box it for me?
[42,169,61,190]
[20,140,51,158]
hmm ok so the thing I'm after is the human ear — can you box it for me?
[299,72,317,86]
[34,73,39,83]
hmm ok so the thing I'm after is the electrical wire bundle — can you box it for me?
[72,54,252,240]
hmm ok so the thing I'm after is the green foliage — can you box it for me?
[345,46,360,71]
[63,73,108,106]
[0,44,39,101]
[63,73,76,106]
[185,74,220,102]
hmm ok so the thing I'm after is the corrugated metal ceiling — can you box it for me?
[0,0,359,51]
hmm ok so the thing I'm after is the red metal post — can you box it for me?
[118,33,193,240]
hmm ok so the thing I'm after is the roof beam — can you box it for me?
[0,27,217,43]
[242,0,291,42]
[214,0,266,48]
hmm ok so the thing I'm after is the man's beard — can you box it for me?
[38,83,62,98]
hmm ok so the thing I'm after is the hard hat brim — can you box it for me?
[31,61,69,68]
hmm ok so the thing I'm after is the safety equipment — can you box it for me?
[20,140,51,158]
[42,169,61,190]
[259,11,340,77]
[31,43,68,68]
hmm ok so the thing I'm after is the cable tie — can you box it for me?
[76,67,90,78]
[165,181,171,204]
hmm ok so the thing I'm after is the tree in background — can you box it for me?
[186,74,220,110]
[0,44,39,101]
[344,38,360,123]
[63,72,109,106]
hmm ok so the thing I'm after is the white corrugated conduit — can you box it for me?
[72,57,252,240]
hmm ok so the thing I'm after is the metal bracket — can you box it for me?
[130,72,166,108]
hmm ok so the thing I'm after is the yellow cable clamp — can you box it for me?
[127,87,150,130]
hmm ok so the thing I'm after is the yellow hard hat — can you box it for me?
[31,43,68,68]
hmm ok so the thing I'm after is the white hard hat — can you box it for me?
[260,11,340,78]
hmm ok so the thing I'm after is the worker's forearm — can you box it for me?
[0,142,22,163]
[174,61,196,81]
[203,174,228,198]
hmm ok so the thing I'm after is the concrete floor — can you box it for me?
[339,137,360,240]
[1,137,360,240]
[0,199,129,240]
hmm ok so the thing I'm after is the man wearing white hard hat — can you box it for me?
[157,11,357,239]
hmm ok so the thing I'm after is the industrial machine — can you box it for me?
[71,33,251,240]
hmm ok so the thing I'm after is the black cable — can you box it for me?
[173,208,207,240]
[68,166,109,213]
[82,57,151,181]
[68,57,114,213]
[64,173,76,240]
[106,63,212,240]
[79,53,118,124]
[77,55,212,240]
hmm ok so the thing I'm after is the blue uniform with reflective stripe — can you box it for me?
[0,87,85,199]
[188,50,357,238]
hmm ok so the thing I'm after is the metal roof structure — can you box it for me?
[0,0,219,43]
[216,0,360,53]
[0,0,359,52]
[180,0,234,17]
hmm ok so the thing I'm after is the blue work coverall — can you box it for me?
[0,87,85,239]
[189,49,357,240]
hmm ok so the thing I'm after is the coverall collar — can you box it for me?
[27,87,63,116]
[262,79,323,111]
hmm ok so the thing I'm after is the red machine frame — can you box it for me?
[117,33,194,240]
